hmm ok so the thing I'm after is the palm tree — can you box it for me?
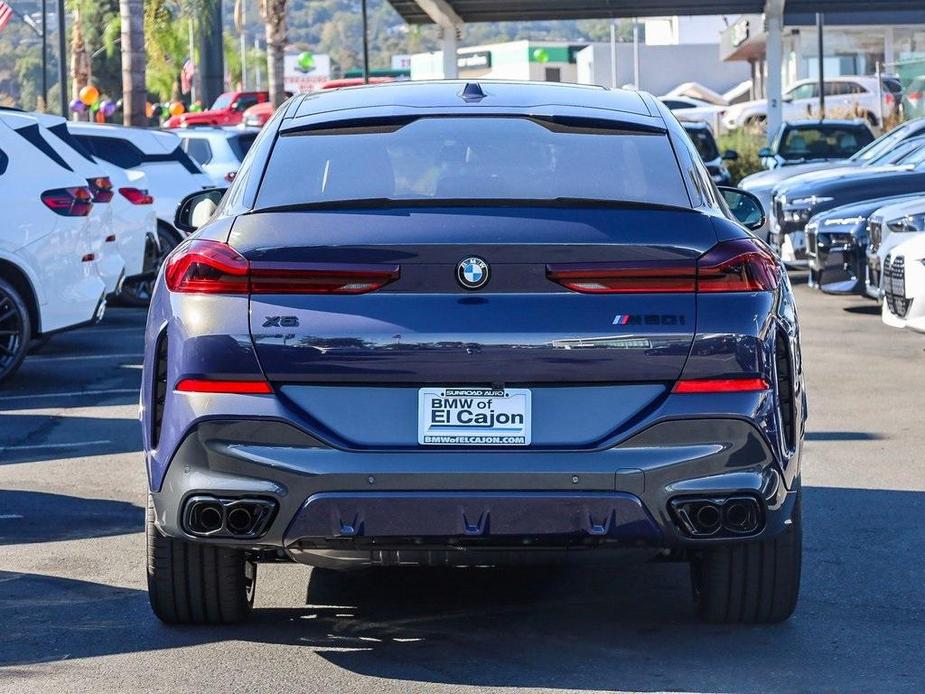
[259,0,286,107]
[121,0,146,125]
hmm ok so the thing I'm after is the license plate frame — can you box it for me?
[418,387,531,446]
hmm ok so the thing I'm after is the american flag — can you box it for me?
[0,2,14,33]
[181,58,195,94]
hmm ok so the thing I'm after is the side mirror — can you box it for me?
[230,100,239,111]
[722,149,739,161]
[782,95,793,103]
[174,188,227,234]
[718,186,766,232]
[758,147,773,158]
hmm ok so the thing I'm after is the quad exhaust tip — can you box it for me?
[670,496,763,538]
[182,496,277,539]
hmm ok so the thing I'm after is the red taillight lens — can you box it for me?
[165,240,400,295]
[545,262,697,293]
[175,378,272,394]
[249,263,400,295]
[696,239,779,292]
[41,186,94,216]
[673,377,769,394]
[118,187,154,205]
[87,176,114,203]
[547,240,777,294]
[165,239,250,294]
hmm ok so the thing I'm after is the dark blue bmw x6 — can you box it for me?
[142,81,805,625]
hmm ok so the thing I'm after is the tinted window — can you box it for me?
[779,126,874,160]
[663,100,694,110]
[182,137,213,164]
[75,135,144,168]
[235,95,260,111]
[257,117,690,209]
[229,133,257,161]
[52,124,96,163]
[787,84,815,100]
[211,94,233,110]
[852,121,918,162]
[14,124,71,170]
[683,127,720,161]
[0,147,7,175]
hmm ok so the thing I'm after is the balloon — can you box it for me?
[532,48,550,63]
[160,105,170,118]
[69,98,86,113]
[101,100,116,117]
[89,100,100,113]
[95,110,106,123]
[190,101,203,112]
[169,101,185,117]
[115,98,123,110]
[145,102,154,118]
[297,51,315,72]
[79,85,99,106]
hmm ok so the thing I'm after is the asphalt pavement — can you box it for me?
[1,276,924,693]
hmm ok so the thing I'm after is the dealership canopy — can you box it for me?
[387,0,925,137]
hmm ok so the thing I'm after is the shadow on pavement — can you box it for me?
[842,304,881,315]
[0,490,143,545]
[805,431,884,441]
[0,414,142,465]
[2,485,924,691]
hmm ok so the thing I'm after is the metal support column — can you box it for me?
[765,0,785,143]
[442,26,458,79]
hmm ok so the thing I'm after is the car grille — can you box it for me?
[868,219,882,253]
[883,255,913,318]
[807,227,818,256]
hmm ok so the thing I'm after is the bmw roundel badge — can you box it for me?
[456,256,490,290]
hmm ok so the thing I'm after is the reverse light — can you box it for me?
[165,239,400,294]
[547,239,778,294]
[175,378,272,394]
[87,176,114,203]
[119,187,154,205]
[41,186,93,216]
[672,378,770,394]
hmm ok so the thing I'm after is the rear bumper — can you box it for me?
[150,416,798,567]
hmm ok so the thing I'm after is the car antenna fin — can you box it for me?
[459,82,487,103]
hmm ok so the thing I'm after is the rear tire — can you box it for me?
[692,492,802,624]
[0,278,30,382]
[146,497,256,624]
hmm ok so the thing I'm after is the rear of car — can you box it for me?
[0,112,124,295]
[177,127,259,186]
[0,118,105,380]
[142,82,805,626]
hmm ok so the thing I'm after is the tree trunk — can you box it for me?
[120,0,146,126]
[71,7,89,103]
[261,0,287,107]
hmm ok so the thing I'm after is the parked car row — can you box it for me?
[0,110,212,381]
[734,116,925,334]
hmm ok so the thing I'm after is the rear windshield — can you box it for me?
[779,126,873,160]
[256,117,689,208]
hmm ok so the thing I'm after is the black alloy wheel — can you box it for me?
[0,278,30,382]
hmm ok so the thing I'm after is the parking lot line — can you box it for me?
[25,353,144,363]
[0,388,139,402]
[0,439,112,451]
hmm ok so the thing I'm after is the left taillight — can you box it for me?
[547,239,778,294]
[87,176,114,203]
[164,239,400,295]
[118,187,154,205]
[41,186,94,216]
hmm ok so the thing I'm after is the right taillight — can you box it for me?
[41,186,94,217]
[696,239,779,292]
[119,187,154,205]
[164,239,400,295]
[547,239,778,294]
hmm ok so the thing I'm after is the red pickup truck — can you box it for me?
[164,91,269,128]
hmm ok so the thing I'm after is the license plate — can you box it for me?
[418,387,531,446]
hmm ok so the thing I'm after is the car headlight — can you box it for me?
[782,196,834,224]
[887,213,925,233]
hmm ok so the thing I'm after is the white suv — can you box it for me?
[68,123,212,302]
[723,76,893,132]
[0,111,125,295]
[176,126,259,187]
[0,116,106,381]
